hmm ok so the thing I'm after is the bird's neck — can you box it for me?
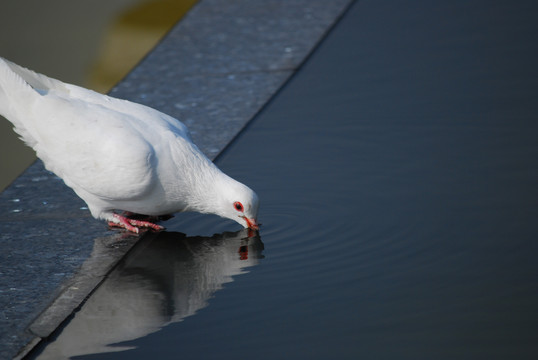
[181,157,230,215]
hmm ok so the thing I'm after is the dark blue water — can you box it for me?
[35,0,538,359]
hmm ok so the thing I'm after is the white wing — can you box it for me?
[0,57,186,201]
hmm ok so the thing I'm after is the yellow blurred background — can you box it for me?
[0,0,196,191]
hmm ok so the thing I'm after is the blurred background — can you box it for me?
[0,0,197,191]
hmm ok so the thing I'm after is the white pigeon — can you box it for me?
[0,57,259,233]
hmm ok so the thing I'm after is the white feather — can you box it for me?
[0,57,259,231]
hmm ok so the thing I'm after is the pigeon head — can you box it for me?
[216,177,259,230]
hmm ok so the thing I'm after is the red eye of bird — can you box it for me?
[233,201,244,212]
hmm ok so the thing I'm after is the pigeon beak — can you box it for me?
[243,216,259,230]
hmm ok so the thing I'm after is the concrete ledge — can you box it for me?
[0,0,353,358]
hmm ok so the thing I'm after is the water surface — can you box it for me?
[35,0,538,359]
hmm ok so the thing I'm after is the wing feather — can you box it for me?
[30,94,158,201]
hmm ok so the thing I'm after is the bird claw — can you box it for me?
[109,214,164,233]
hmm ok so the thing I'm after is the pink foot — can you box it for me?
[108,213,164,233]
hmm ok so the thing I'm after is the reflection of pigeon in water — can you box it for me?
[37,230,264,358]
[0,57,259,232]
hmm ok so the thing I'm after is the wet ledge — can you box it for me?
[0,0,353,358]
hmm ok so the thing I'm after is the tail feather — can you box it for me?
[0,57,68,147]
[0,57,67,93]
